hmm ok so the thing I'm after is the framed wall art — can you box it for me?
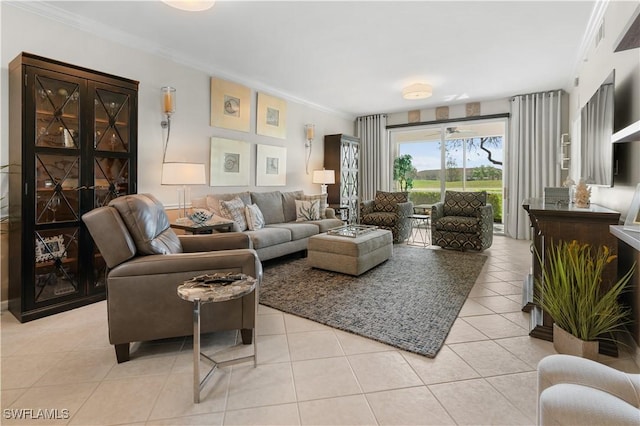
[210,137,250,186]
[256,92,287,139]
[210,77,251,132]
[256,144,286,186]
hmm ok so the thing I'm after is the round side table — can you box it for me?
[177,274,257,403]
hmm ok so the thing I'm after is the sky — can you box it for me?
[399,137,504,172]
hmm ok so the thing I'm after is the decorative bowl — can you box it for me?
[189,208,213,224]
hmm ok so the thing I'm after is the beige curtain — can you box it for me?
[356,114,389,201]
[505,90,564,239]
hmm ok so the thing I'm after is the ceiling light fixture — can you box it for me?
[162,1,215,12]
[402,83,433,100]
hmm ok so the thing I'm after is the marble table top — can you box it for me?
[177,273,257,303]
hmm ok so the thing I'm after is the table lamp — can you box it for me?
[312,169,335,194]
[161,162,206,221]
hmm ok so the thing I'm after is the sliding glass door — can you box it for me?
[390,119,506,233]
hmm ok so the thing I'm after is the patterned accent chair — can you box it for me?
[431,190,493,251]
[360,191,413,243]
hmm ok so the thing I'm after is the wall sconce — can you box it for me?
[312,168,335,194]
[304,124,315,175]
[161,86,176,163]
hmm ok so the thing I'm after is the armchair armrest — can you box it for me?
[431,202,444,221]
[480,204,493,227]
[360,200,375,216]
[109,249,262,280]
[178,232,252,252]
[324,208,337,219]
[395,201,414,218]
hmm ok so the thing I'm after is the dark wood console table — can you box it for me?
[522,199,620,356]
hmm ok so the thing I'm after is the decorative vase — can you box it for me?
[553,323,598,360]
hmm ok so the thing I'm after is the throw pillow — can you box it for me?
[281,190,304,222]
[295,199,320,221]
[244,204,265,231]
[300,193,328,218]
[373,191,409,212]
[219,197,248,231]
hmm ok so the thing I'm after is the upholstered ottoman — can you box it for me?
[307,228,393,276]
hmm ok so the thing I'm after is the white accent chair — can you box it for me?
[537,354,640,425]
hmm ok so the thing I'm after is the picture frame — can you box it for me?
[256,144,287,186]
[35,234,66,263]
[210,137,250,186]
[256,92,287,139]
[623,183,640,232]
[210,77,251,132]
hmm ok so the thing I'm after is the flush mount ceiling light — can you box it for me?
[402,83,433,100]
[162,1,215,12]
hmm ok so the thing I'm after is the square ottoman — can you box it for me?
[307,229,393,276]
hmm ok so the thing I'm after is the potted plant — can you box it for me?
[535,240,635,360]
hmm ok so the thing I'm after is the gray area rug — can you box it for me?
[259,245,487,357]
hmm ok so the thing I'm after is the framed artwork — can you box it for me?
[623,183,640,232]
[210,137,250,186]
[35,234,66,263]
[210,77,251,132]
[256,144,287,186]
[256,92,287,139]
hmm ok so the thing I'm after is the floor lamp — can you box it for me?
[161,162,206,222]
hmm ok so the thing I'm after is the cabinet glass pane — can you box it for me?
[35,154,80,224]
[35,76,80,149]
[34,228,79,302]
[92,247,107,289]
[95,157,129,207]
[94,89,130,152]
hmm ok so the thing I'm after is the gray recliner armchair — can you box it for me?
[431,190,493,251]
[82,193,262,363]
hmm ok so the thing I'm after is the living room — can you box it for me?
[2,1,640,425]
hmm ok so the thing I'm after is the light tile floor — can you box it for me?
[2,235,639,425]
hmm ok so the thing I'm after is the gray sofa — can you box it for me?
[193,190,344,261]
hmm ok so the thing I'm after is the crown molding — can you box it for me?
[569,0,610,86]
[7,1,355,121]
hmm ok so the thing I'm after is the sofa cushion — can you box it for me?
[308,218,344,232]
[245,227,291,249]
[245,204,265,231]
[206,191,251,216]
[361,211,400,228]
[220,197,248,231]
[300,193,328,218]
[251,191,285,224]
[108,193,182,255]
[267,223,319,240]
[373,191,409,212]
[443,191,486,217]
[282,190,303,222]
[295,199,320,221]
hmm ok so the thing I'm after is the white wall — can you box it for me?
[0,4,354,210]
[568,1,640,218]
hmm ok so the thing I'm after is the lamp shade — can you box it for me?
[402,83,433,100]
[312,169,335,185]
[161,162,206,185]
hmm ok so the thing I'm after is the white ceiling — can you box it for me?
[30,1,596,117]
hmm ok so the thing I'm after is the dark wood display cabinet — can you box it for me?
[324,134,360,224]
[522,199,620,356]
[8,53,138,322]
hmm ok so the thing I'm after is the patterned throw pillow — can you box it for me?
[300,193,327,218]
[244,204,265,231]
[295,200,320,221]
[373,191,409,212]
[219,197,248,231]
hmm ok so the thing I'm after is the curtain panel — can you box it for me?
[506,90,563,239]
[356,114,389,201]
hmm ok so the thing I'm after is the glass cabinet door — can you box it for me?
[35,75,80,149]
